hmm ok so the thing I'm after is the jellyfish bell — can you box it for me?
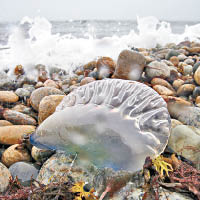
[31,79,171,172]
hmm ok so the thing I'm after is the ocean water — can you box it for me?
[0,16,199,73]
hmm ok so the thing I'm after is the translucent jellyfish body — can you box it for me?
[30,79,171,171]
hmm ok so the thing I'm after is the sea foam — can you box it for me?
[0,16,199,73]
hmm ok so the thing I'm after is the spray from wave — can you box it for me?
[0,16,200,72]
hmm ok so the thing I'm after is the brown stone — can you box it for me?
[44,79,59,89]
[196,96,200,105]
[151,78,174,91]
[38,95,65,124]
[35,82,44,88]
[30,87,65,111]
[161,95,192,106]
[113,50,146,80]
[83,61,97,71]
[0,91,19,103]
[153,85,175,96]
[1,144,31,167]
[0,120,13,126]
[194,66,200,85]
[14,65,24,76]
[2,109,37,126]
[172,79,184,90]
[80,77,95,86]
[96,57,116,78]
[177,84,195,96]
[170,56,179,66]
[0,162,11,192]
[11,104,30,113]
[0,125,35,145]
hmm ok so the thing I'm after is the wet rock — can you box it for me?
[0,91,19,103]
[165,50,179,60]
[2,109,37,126]
[0,125,35,145]
[193,61,200,73]
[0,71,15,90]
[171,119,183,129]
[96,57,116,79]
[113,50,146,80]
[177,84,195,96]
[9,162,39,186]
[169,125,200,164]
[83,61,97,71]
[37,153,98,185]
[38,95,65,124]
[35,81,44,88]
[1,144,31,167]
[172,79,184,90]
[0,162,11,193]
[145,61,171,79]
[0,120,13,126]
[44,79,59,89]
[31,146,54,163]
[184,58,194,65]
[30,87,65,111]
[153,85,175,96]
[15,88,31,98]
[193,86,200,98]
[169,56,179,66]
[183,65,193,75]
[151,78,174,91]
[194,66,200,85]
[80,77,96,86]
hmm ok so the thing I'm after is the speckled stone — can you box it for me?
[177,84,195,96]
[0,125,35,145]
[30,87,65,111]
[37,153,98,185]
[0,162,11,193]
[38,95,65,124]
[153,85,175,96]
[0,91,19,103]
[1,144,31,167]
[151,78,174,91]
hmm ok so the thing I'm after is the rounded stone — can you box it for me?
[177,84,195,96]
[0,125,35,145]
[153,85,175,96]
[169,56,179,66]
[193,86,200,98]
[83,61,97,71]
[193,61,200,73]
[177,54,187,61]
[0,91,19,103]
[44,79,59,89]
[30,87,65,111]
[172,79,184,90]
[151,78,174,91]
[145,61,171,79]
[96,57,116,79]
[171,119,183,129]
[0,120,13,126]
[38,95,65,124]
[80,77,96,86]
[31,146,54,163]
[1,144,31,167]
[165,50,179,60]
[183,65,193,76]
[113,50,146,80]
[2,109,37,126]
[194,66,200,85]
[15,88,31,98]
[184,58,194,65]
[169,125,200,163]
[35,81,44,89]
[196,96,200,105]
[0,162,11,193]
[9,162,39,186]
[37,153,97,185]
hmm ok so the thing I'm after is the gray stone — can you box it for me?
[15,88,31,98]
[193,61,200,73]
[183,65,193,75]
[0,71,15,90]
[165,50,179,60]
[9,162,39,186]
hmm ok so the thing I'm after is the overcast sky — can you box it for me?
[0,0,199,21]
